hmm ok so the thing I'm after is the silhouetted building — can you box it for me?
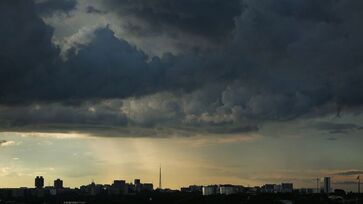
[262,184,275,193]
[109,180,127,195]
[54,179,63,189]
[64,202,86,204]
[261,183,293,193]
[298,188,314,194]
[142,183,154,192]
[181,185,202,193]
[323,177,332,193]
[11,188,27,198]
[113,180,126,188]
[134,179,141,192]
[219,185,236,195]
[80,182,103,196]
[334,189,346,196]
[35,176,44,189]
[281,183,293,193]
[202,185,218,196]
[274,184,282,193]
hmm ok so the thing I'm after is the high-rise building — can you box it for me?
[35,176,44,189]
[219,185,236,195]
[142,183,154,192]
[134,179,141,192]
[134,179,141,185]
[262,184,275,193]
[202,185,218,196]
[113,180,126,188]
[281,183,293,193]
[54,179,63,189]
[110,180,127,195]
[181,185,202,193]
[323,177,332,193]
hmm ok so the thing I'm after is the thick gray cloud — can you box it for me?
[35,0,77,16]
[85,6,106,15]
[102,0,363,134]
[312,122,363,134]
[226,0,363,115]
[0,0,59,104]
[0,0,363,136]
[101,0,242,41]
[57,27,152,100]
[0,101,129,136]
[334,170,363,176]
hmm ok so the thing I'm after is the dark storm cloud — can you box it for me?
[0,101,131,137]
[0,0,59,104]
[101,0,242,41]
[312,122,363,134]
[85,6,106,14]
[35,0,77,16]
[0,102,127,128]
[56,27,153,100]
[334,171,363,176]
[226,0,363,115]
[1,0,363,136]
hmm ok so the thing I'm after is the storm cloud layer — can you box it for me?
[0,0,363,136]
[35,0,77,16]
[101,0,242,41]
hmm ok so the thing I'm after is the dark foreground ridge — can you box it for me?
[0,191,363,204]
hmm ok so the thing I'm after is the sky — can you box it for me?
[0,0,363,191]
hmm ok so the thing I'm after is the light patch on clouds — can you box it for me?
[57,25,100,60]
[17,132,90,140]
[0,140,16,147]
[0,166,54,178]
[175,134,261,147]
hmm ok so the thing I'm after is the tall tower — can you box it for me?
[159,165,162,189]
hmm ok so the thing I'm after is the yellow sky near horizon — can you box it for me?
[0,130,362,192]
